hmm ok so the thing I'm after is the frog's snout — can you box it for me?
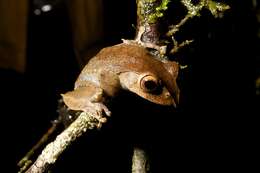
[163,92,175,107]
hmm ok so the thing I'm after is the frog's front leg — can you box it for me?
[61,84,111,125]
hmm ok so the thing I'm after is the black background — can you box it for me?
[0,0,255,172]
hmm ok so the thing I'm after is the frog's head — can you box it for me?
[119,60,180,107]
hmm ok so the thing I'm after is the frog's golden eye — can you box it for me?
[140,74,159,93]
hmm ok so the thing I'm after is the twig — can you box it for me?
[167,0,229,37]
[166,0,229,54]
[132,147,150,173]
[24,112,101,173]
[170,37,194,54]
[166,0,205,37]
[166,14,192,37]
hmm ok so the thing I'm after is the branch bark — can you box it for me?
[123,0,170,55]
[18,120,60,173]
[24,112,100,173]
[132,147,150,173]
[130,2,167,173]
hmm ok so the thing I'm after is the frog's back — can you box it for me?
[91,43,165,73]
[75,43,166,88]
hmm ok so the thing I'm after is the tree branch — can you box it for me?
[166,0,230,54]
[123,0,170,56]
[18,120,60,173]
[170,37,193,54]
[132,147,150,173]
[24,112,101,173]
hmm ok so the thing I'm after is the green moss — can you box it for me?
[137,0,171,24]
[181,0,230,18]
[145,0,158,2]
[207,1,230,18]
[149,0,170,23]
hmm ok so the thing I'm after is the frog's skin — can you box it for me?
[61,43,179,122]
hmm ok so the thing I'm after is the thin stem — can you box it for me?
[170,38,194,54]
[166,0,206,37]
[166,14,192,37]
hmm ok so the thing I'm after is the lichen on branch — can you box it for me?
[123,0,171,56]
[167,0,230,37]
[207,0,230,18]
[182,0,230,17]
[132,0,230,55]
[137,0,171,24]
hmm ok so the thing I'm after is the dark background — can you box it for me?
[0,0,256,172]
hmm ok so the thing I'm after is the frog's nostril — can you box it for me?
[165,92,171,98]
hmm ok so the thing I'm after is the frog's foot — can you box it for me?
[82,102,111,125]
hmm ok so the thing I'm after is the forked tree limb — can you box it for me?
[166,0,229,54]
[20,1,231,173]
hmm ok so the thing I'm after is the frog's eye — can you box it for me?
[140,74,159,93]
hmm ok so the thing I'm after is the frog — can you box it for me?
[61,43,180,123]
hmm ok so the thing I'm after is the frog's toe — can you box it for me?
[93,103,111,117]
[101,104,111,117]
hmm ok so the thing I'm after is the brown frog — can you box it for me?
[61,43,180,123]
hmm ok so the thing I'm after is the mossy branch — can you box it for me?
[207,1,230,18]
[126,0,230,56]
[167,0,230,37]
[123,0,171,56]
[170,37,194,54]
[167,0,230,54]
[24,112,102,173]
[137,0,170,24]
